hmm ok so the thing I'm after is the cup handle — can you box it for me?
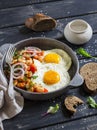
[69,73,84,87]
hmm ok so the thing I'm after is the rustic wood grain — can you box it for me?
[37,115,97,130]
[1,0,97,130]
[0,13,97,58]
[0,0,61,9]
[3,80,97,130]
[0,0,97,28]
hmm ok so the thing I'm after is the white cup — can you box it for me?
[64,19,93,45]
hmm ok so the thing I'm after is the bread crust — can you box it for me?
[64,95,84,113]
[80,62,97,94]
[25,13,56,31]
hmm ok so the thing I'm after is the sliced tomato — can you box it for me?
[30,64,37,73]
[44,88,48,93]
[33,85,48,93]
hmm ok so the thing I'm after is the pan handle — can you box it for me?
[69,73,84,87]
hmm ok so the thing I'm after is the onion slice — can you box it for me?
[13,68,25,79]
[25,46,41,52]
[12,62,26,79]
[12,62,26,70]
[25,47,42,57]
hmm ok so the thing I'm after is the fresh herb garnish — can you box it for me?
[32,75,38,79]
[13,51,22,59]
[18,55,22,59]
[14,51,18,56]
[24,76,28,81]
[41,104,59,117]
[87,96,97,108]
[76,47,96,58]
[29,81,34,87]
[77,48,92,58]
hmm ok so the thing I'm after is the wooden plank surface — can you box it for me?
[38,115,97,130]
[0,0,97,28]
[2,67,97,130]
[1,0,97,130]
[0,13,97,57]
[0,0,61,9]
[2,58,97,130]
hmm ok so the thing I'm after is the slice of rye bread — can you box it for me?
[80,62,97,94]
[64,96,84,113]
[84,72,97,93]
[25,13,56,31]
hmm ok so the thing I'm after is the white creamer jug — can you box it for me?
[64,19,93,45]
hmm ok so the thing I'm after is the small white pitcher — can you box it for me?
[64,19,93,45]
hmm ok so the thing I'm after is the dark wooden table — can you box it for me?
[1,0,97,130]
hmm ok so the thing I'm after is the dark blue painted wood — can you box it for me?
[0,0,97,28]
[1,0,97,130]
[37,115,97,130]
[3,80,97,130]
[0,0,61,9]
[0,14,97,58]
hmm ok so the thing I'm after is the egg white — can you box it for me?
[32,59,70,92]
[42,49,72,71]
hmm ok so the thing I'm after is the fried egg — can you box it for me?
[32,58,70,92]
[42,49,72,71]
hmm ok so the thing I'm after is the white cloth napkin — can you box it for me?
[0,44,24,130]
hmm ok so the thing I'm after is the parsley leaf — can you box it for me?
[32,75,38,79]
[87,96,97,108]
[76,48,96,58]
[41,104,59,117]
[47,104,59,114]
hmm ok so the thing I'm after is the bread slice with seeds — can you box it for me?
[64,95,84,113]
[25,13,56,31]
[80,62,97,94]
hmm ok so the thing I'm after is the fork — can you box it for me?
[5,45,16,99]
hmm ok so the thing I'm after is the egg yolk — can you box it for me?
[43,70,60,85]
[43,53,60,63]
